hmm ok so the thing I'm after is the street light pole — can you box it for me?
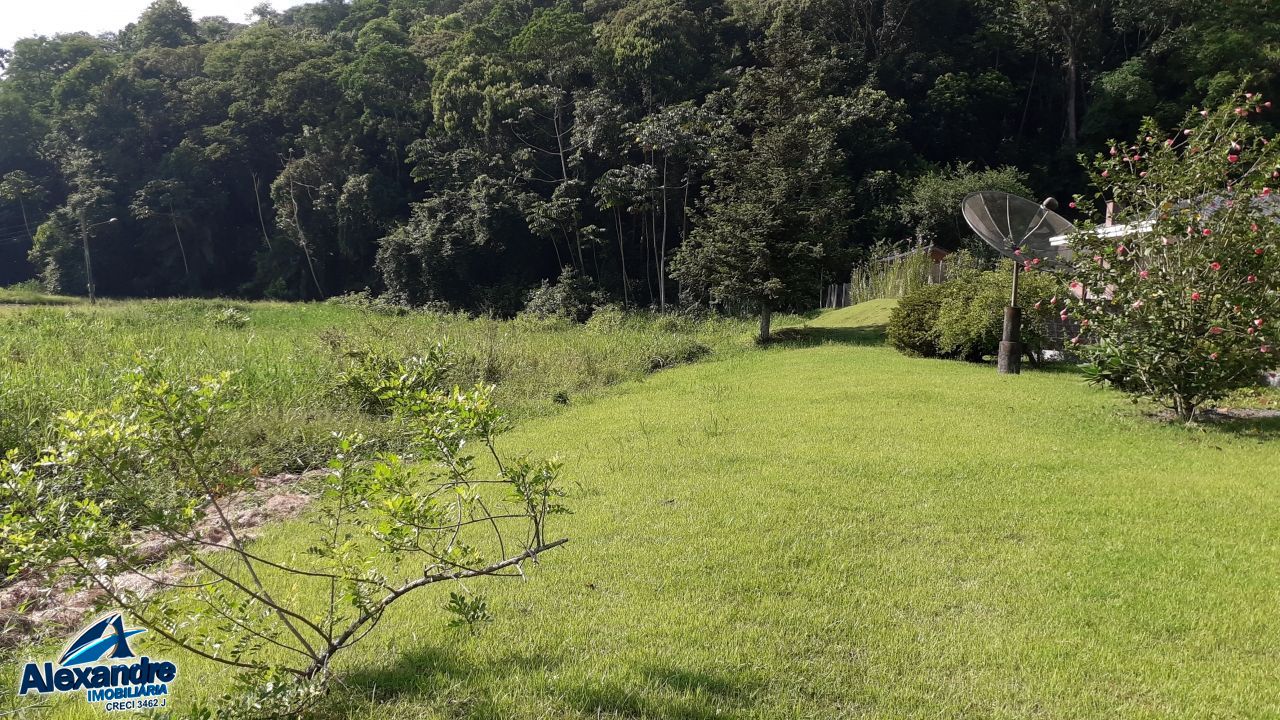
[79,213,116,305]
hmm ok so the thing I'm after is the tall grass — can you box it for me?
[0,300,767,473]
[847,249,984,305]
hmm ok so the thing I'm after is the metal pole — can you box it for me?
[80,209,95,305]
[998,260,1022,374]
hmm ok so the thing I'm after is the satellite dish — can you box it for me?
[959,192,1076,375]
[962,191,1077,268]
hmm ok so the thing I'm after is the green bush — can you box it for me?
[936,264,1062,361]
[890,263,1064,362]
[887,283,945,357]
[523,267,607,322]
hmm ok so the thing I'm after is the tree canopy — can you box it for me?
[0,0,1274,309]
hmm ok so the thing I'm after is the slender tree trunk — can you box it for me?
[170,208,190,277]
[642,216,653,305]
[252,171,272,250]
[18,198,32,243]
[615,208,629,306]
[658,155,669,311]
[552,102,587,278]
[758,306,772,343]
[1065,53,1078,146]
[289,182,324,298]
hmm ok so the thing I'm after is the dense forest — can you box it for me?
[0,0,1275,313]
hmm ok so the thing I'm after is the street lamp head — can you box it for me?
[107,217,117,223]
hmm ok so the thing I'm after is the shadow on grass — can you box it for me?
[766,324,886,347]
[1023,361,1087,376]
[321,644,565,718]
[564,664,763,719]
[322,648,762,719]
[1198,414,1280,441]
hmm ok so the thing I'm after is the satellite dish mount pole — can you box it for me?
[998,259,1022,375]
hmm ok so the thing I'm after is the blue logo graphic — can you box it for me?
[58,613,146,666]
[18,611,177,713]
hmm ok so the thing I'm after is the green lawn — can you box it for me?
[9,303,1280,718]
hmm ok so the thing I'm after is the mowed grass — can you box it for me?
[17,304,1280,719]
[0,299,765,472]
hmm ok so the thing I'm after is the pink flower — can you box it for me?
[1211,262,1222,271]
[1140,171,1148,177]
[1256,318,1265,328]
[1256,248,1265,256]
[1263,345,1272,353]
[1184,129,1193,136]
[1200,110,1210,117]
[1263,187,1273,196]
[1110,147,1119,157]
[1249,327,1257,335]
[1266,101,1274,109]
[1229,155,1240,163]
[1139,270,1149,279]
[1165,138,1175,147]
[1131,300,1145,309]
[1210,352,1219,360]
[1034,301,1042,310]
[1235,107,1249,116]
[1116,244,1128,255]
[1014,248,1022,256]
[1070,336,1081,345]
[1060,312,1069,321]
[1248,275,1258,283]
[1132,154,1142,162]
[1252,223,1260,232]
[1068,201,1077,209]
[1202,228,1213,236]
[1093,255,1103,263]
[1081,319,1091,327]
[1050,296,1058,305]
[1210,326,1224,335]
[1191,292,1202,301]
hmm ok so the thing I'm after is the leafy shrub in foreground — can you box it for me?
[0,356,568,717]
[336,344,455,415]
[1066,91,1280,420]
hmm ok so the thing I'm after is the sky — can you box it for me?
[1,0,308,51]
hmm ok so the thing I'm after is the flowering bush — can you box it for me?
[1066,91,1280,420]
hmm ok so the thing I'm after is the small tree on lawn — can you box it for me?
[0,355,568,717]
[1065,90,1280,420]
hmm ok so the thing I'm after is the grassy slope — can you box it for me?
[803,298,898,329]
[17,302,1280,718]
